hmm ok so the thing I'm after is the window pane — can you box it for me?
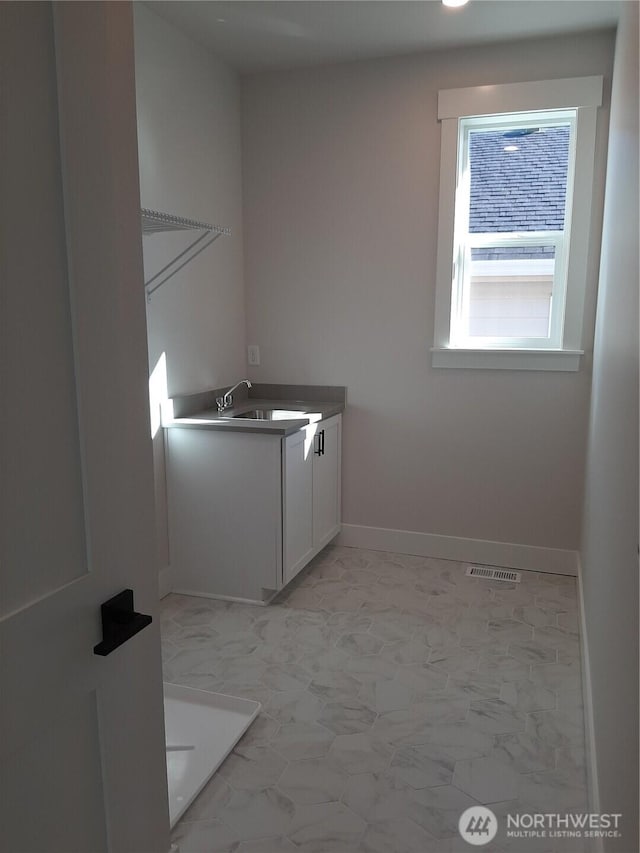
[467,246,555,339]
[469,126,570,233]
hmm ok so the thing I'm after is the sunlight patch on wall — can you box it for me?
[149,352,174,439]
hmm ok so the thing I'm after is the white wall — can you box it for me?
[134,5,246,577]
[580,5,639,849]
[242,31,614,558]
[135,3,245,393]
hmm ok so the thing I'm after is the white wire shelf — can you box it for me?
[141,208,231,298]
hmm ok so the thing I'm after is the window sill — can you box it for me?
[431,347,583,372]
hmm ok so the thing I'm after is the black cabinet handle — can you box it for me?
[313,429,326,456]
[94,589,152,656]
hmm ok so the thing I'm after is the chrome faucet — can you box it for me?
[216,379,252,413]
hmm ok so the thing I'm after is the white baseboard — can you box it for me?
[159,565,173,599]
[577,558,602,852]
[336,523,579,576]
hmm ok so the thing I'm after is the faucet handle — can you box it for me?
[216,396,226,412]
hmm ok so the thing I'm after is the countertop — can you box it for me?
[165,384,346,437]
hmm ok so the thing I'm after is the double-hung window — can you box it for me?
[433,77,603,370]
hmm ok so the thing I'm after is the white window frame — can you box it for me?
[432,76,603,371]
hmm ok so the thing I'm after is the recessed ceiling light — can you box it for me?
[504,145,519,152]
[442,0,470,7]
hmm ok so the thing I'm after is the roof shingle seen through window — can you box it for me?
[469,126,570,234]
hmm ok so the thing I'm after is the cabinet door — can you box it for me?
[283,426,314,586]
[313,415,342,549]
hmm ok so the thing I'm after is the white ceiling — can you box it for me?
[146,0,622,73]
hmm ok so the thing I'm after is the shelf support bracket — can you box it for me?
[140,208,230,301]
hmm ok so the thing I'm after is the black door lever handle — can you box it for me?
[94,589,152,656]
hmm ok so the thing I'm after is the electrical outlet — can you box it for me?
[248,344,260,366]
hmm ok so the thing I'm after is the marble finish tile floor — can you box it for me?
[162,546,588,853]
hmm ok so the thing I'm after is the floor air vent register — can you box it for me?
[466,565,521,583]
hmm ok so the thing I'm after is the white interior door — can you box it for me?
[0,3,170,852]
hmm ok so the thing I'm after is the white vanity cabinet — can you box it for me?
[166,414,341,602]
